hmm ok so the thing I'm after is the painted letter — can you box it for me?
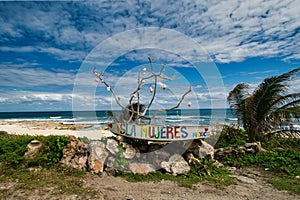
[181,126,188,138]
[161,126,166,139]
[154,126,160,139]
[166,126,173,139]
[149,126,155,138]
[120,124,125,135]
[174,126,180,138]
[141,126,148,138]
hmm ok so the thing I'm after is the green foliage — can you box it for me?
[219,148,300,176]
[0,134,69,167]
[215,125,248,148]
[113,143,129,171]
[31,135,70,167]
[262,137,300,150]
[268,176,300,194]
[228,67,300,142]
[0,134,34,165]
[78,136,91,144]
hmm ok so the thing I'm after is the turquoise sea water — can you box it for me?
[0,109,237,126]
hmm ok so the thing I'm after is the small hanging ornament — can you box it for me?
[187,101,192,107]
[94,78,99,82]
[149,86,154,93]
[141,79,145,83]
[106,87,111,91]
[162,84,167,90]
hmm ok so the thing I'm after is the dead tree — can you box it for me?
[93,57,191,124]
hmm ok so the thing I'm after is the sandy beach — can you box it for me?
[0,120,114,140]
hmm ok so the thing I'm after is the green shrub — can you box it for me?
[214,125,248,148]
[219,148,300,176]
[33,135,70,167]
[0,134,34,165]
[0,134,69,167]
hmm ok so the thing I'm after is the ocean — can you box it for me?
[0,109,238,127]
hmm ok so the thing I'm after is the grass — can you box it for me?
[121,167,236,188]
[0,165,98,198]
[268,175,300,195]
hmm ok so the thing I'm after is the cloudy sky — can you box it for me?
[0,0,299,112]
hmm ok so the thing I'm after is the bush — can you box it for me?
[0,134,34,165]
[0,134,70,167]
[218,148,300,176]
[214,125,248,148]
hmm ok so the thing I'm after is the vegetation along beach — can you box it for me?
[1,1,300,200]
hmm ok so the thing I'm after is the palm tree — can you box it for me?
[228,68,300,142]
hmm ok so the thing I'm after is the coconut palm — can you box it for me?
[228,68,300,142]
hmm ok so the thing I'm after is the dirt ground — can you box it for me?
[2,168,299,200]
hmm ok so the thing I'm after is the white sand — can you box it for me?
[0,121,114,140]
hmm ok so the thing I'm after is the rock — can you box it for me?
[296,176,300,179]
[60,136,88,170]
[24,140,43,159]
[0,130,8,135]
[146,150,170,167]
[129,163,156,175]
[198,141,214,159]
[233,175,257,184]
[227,166,237,171]
[185,152,196,164]
[106,139,119,155]
[212,160,224,168]
[245,142,265,152]
[116,135,126,142]
[161,154,190,176]
[105,156,118,176]
[121,142,138,159]
[124,194,134,200]
[88,141,109,174]
[187,140,214,159]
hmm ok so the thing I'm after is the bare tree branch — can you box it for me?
[93,56,192,125]
[150,86,192,121]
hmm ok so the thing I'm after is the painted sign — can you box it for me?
[107,123,212,141]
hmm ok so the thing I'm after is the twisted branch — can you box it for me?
[93,57,192,125]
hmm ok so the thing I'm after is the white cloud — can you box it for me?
[0,0,299,111]
[0,0,299,63]
[0,64,75,87]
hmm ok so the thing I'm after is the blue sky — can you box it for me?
[0,0,299,112]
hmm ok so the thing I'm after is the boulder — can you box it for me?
[146,150,170,167]
[185,152,196,164]
[105,156,118,175]
[0,130,8,135]
[24,140,42,159]
[198,141,215,159]
[88,141,109,174]
[60,136,88,170]
[121,142,139,159]
[187,140,214,159]
[106,139,119,155]
[129,163,156,175]
[161,154,190,176]
[245,142,265,152]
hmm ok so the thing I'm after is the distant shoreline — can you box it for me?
[0,120,114,140]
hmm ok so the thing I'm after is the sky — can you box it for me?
[0,0,299,112]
